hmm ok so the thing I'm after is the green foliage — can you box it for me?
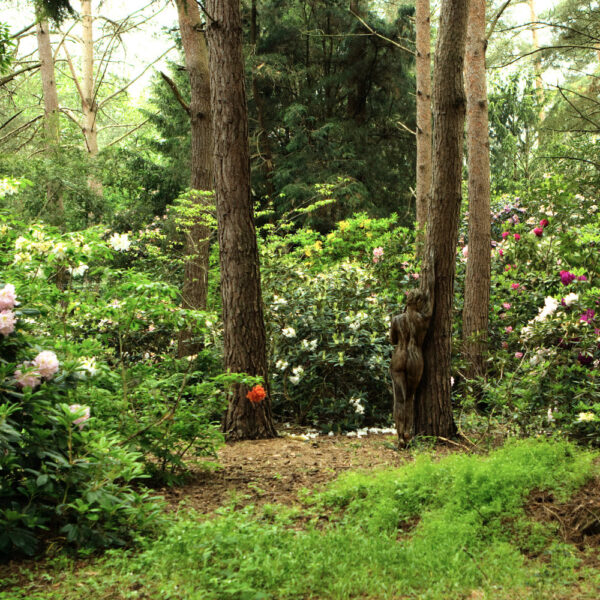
[8,439,597,599]
[261,212,416,427]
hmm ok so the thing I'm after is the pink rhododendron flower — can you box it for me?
[560,270,576,285]
[514,233,521,240]
[533,227,544,237]
[0,310,17,336]
[501,231,510,239]
[15,364,41,389]
[373,247,384,258]
[540,218,549,228]
[515,351,524,359]
[462,245,468,258]
[505,326,513,333]
[0,284,17,310]
[502,341,509,349]
[498,248,504,257]
[511,283,520,290]
[503,302,511,310]
[33,351,59,379]
[68,404,91,429]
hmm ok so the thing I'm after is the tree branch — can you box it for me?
[486,0,513,42]
[0,63,41,87]
[160,71,190,115]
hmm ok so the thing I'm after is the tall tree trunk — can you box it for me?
[528,0,544,118]
[415,0,432,245]
[176,0,213,356]
[206,0,277,440]
[81,0,98,156]
[81,0,101,194]
[462,0,491,382]
[414,0,469,438]
[35,14,64,218]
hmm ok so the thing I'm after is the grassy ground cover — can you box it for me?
[2,437,600,600]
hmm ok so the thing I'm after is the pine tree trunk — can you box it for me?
[462,0,491,382]
[415,0,432,241]
[35,15,64,217]
[176,0,213,356]
[414,0,469,438]
[206,0,277,440]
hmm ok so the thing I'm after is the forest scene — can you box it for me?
[3,0,600,597]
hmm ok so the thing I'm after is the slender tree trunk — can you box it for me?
[462,0,491,382]
[415,0,432,244]
[81,0,102,195]
[176,0,213,356]
[81,0,98,156]
[528,0,544,118]
[414,0,469,438]
[206,0,277,440]
[35,14,64,217]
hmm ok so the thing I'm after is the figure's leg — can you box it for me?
[391,369,408,447]
[402,389,416,447]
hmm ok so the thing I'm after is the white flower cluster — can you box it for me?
[521,296,559,339]
[563,292,579,307]
[275,359,289,371]
[282,327,296,338]
[301,338,318,351]
[289,365,304,384]
[108,233,131,252]
[349,396,365,415]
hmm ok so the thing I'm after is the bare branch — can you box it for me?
[0,63,41,87]
[104,119,150,148]
[160,71,191,115]
[0,115,43,145]
[349,8,414,55]
[486,0,514,42]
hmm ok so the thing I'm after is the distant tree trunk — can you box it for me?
[206,0,277,440]
[176,0,213,356]
[414,0,469,438]
[347,0,369,125]
[415,0,432,247]
[462,0,491,382]
[81,0,101,195]
[250,0,275,198]
[528,0,544,119]
[35,14,64,217]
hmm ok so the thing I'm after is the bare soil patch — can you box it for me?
[160,433,407,513]
[526,478,600,553]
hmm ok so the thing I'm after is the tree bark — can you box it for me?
[35,14,64,217]
[415,0,432,244]
[175,0,213,356]
[414,0,469,439]
[206,0,277,440]
[462,0,491,382]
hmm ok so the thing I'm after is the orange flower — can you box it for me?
[247,384,267,404]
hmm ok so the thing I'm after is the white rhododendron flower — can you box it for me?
[282,327,296,338]
[109,233,131,252]
[0,284,17,310]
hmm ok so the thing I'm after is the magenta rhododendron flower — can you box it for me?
[580,309,595,323]
[560,270,576,285]
[578,275,587,282]
[533,227,544,237]
[0,310,16,337]
[511,283,520,290]
[33,351,59,379]
[501,231,510,239]
[514,233,521,241]
[502,341,509,349]
[540,218,549,228]
[0,284,17,311]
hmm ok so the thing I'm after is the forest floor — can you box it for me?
[3,432,600,599]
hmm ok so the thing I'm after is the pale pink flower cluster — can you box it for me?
[0,284,17,310]
[68,404,91,429]
[372,247,384,263]
[33,351,60,379]
[14,351,60,390]
[0,310,17,337]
